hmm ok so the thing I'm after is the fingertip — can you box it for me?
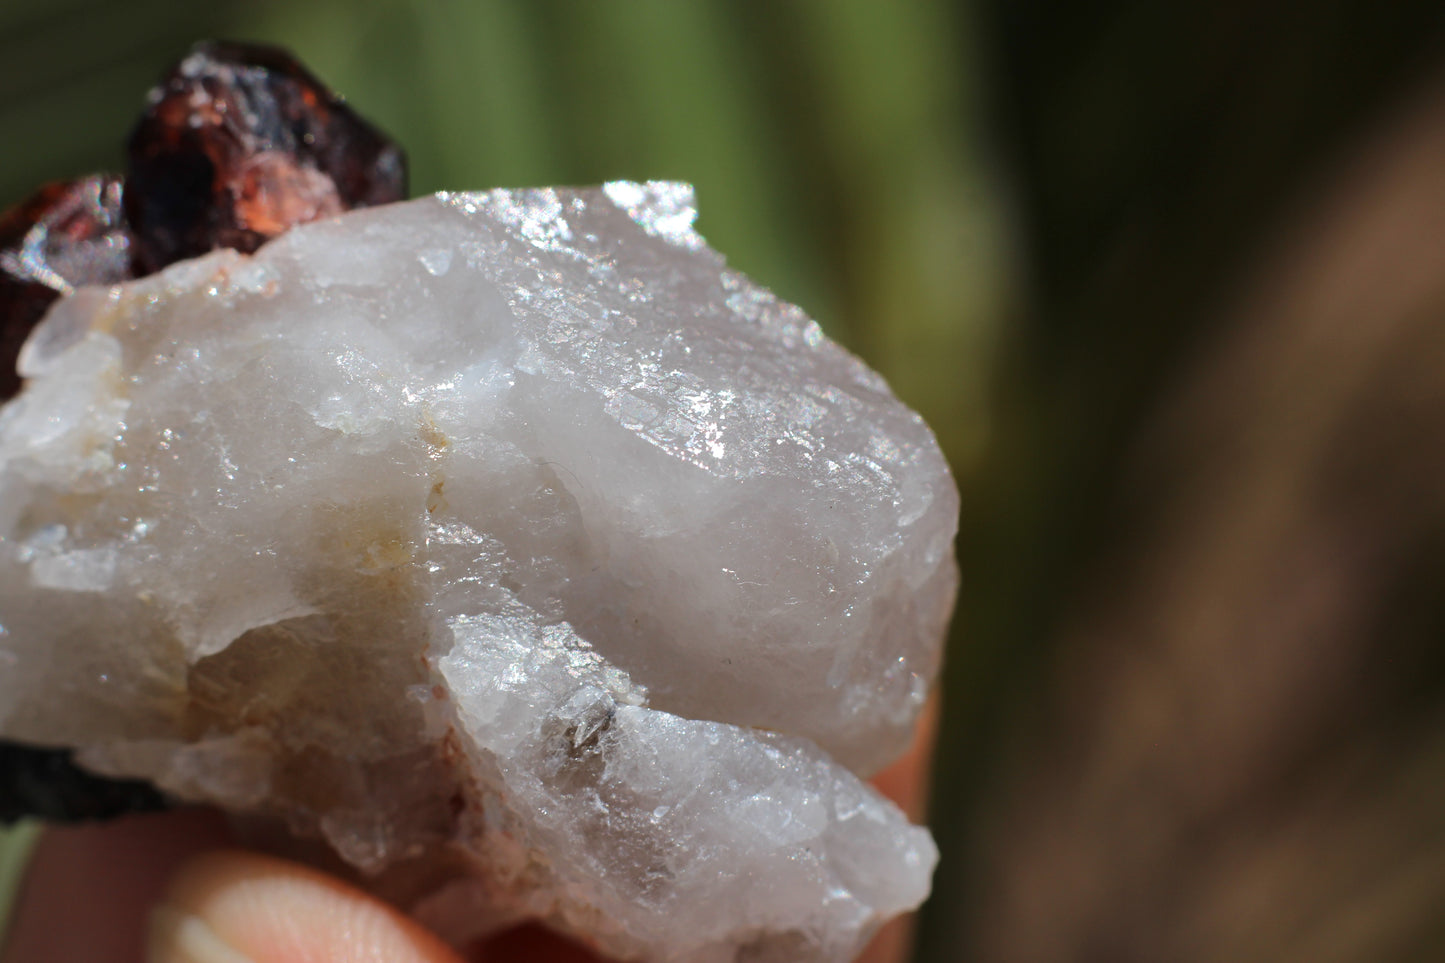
[4,808,232,963]
[859,694,940,963]
[870,693,939,822]
[149,850,463,963]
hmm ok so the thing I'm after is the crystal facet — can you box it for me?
[0,185,956,962]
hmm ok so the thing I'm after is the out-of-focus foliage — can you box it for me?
[924,3,1445,962]
[0,821,36,950]
[0,0,1004,471]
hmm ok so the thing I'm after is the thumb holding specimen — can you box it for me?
[147,850,464,963]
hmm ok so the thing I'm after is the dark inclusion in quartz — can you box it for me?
[126,41,408,274]
[0,41,406,821]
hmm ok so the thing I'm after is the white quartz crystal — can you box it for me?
[0,184,957,962]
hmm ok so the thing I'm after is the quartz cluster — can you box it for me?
[0,183,957,962]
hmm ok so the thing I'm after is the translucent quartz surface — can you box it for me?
[0,184,957,962]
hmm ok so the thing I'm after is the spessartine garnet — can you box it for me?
[125,41,407,274]
[1,41,408,402]
[0,175,130,401]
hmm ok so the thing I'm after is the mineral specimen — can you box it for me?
[0,183,956,962]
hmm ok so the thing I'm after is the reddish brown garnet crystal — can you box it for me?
[0,41,406,405]
[125,41,408,274]
[0,175,129,400]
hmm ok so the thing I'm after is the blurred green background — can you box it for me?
[0,0,1004,473]
[8,1,1445,961]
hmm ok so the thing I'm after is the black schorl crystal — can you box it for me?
[0,744,169,824]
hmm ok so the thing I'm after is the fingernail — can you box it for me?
[148,901,256,963]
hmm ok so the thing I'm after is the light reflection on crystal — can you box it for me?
[0,186,957,963]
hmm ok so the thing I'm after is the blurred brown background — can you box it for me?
[6,1,1445,960]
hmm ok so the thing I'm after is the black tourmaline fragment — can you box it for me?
[0,175,130,401]
[1,41,407,823]
[0,744,169,824]
[125,40,408,274]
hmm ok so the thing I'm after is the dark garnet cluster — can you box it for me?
[0,41,406,823]
[0,40,406,403]
[126,41,406,273]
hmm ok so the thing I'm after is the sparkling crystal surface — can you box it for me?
[0,184,956,962]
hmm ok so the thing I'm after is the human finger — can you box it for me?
[147,850,464,963]
[856,694,940,963]
[4,807,232,963]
